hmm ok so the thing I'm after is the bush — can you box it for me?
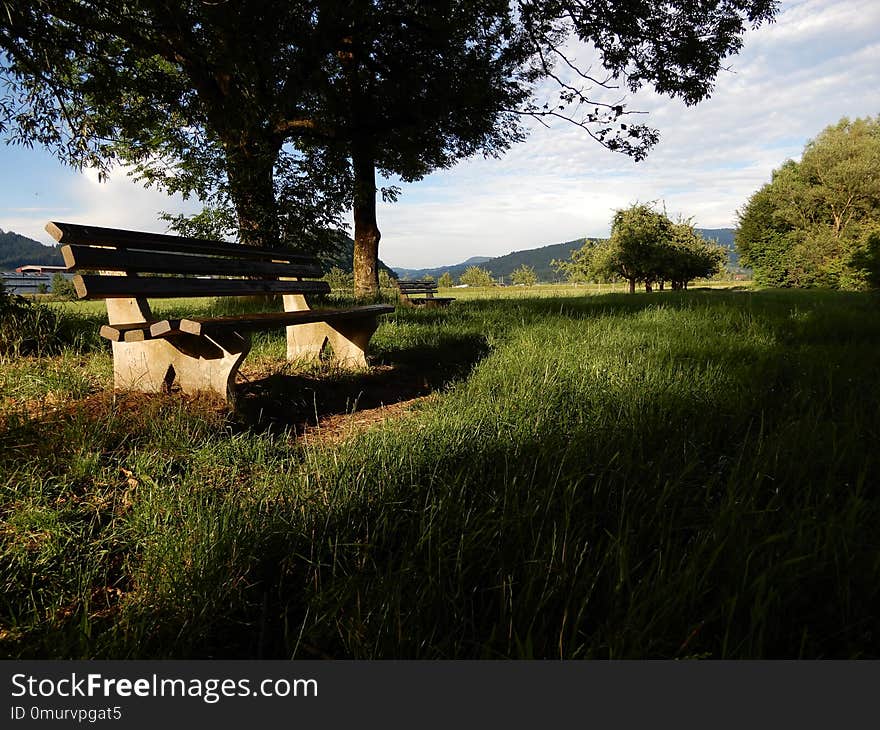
[510,265,538,286]
[378,270,396,292]
[0,282,89,356]
[51,273,77,300]
[323,266,354,292]
[460,266,494,287]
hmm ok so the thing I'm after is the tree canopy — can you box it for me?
[1,0,778,295]
[460,266,494,287]
[736,116,880,289]
[510,264,538,286]
[555,204,726,291]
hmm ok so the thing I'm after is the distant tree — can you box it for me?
[737,116,880,289]
[378,269,396,291]
[666,223,727,289]
[438,272,454,288]
[558,209,725,292]
[553,239,614,283]
[460,266,494,288]
[421,274,435,283]
[510,264,538,286]
[51,273,76,300]
[324,267,354,292]
[603,204,673,293]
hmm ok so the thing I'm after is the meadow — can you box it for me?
[1,285,878,658]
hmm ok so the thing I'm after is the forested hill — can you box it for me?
[394,239,589,282]
[393,228,738,282]
[0,229,64,270]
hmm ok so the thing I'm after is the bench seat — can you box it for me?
[406,297,455,306]
[48,221,394,404]
[394,279,455,307]
[100,305,395,342]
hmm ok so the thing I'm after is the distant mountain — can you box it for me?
[396,254,492,278]
[394,227,740,282]
[0,229,64,270]
[696,228,740,267]
[394,238,589,282]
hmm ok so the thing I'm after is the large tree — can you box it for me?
[606,203,673,293]
[737,116,880,289]
[1,1,778,296]
[665,221,727,290]
[555,205,725,290]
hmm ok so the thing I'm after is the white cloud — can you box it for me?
[64,167,200,235]
[3,166,197,246]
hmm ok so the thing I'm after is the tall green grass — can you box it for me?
[1,289,878,657]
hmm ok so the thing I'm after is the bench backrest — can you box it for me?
[396,280,439,297]
[47,221,331,300]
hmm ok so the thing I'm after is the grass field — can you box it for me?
[1,285,878,658]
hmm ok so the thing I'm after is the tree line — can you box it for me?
[736,116,880,290]
[0,1,776,296]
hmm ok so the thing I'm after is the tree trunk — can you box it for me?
[352,143,381,298]
[629,278,636,294]
[645,281,653,293]
[659,281,665,291]
[225,136,282,248]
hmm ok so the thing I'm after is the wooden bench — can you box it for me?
[48,221,393,404]
[394,279,455,307]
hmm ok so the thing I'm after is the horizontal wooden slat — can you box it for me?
[150,305,394,338]
[73,275,330,299]
[99,323,156,342]
[62,244,323,278]
[408,297,455,304]
[47,221,319,265]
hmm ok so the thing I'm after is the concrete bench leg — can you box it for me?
[324,319,379,368]
[105,295,249,403]
[285,321,328,363]
[285,320,378,368]
[111,331,250,404]
[283,293,378,368]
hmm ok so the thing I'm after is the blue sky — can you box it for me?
[1,0,879,268]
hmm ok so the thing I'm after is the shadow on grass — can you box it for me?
[4,288,879,659]
[233,331,491,433]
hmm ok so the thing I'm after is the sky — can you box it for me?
[1,0,879,269]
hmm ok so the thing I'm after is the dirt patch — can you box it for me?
[298,393,435,446]
[233,362,439,437]
[1,364,439,446]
